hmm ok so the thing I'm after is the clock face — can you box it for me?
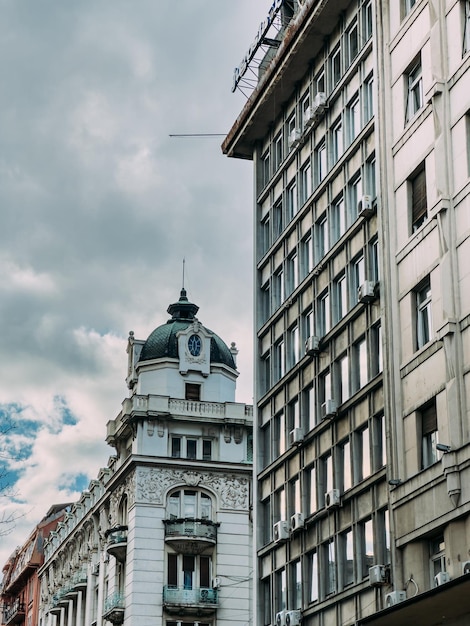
[188,334,202,356]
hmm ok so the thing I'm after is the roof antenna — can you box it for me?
[182,257,185,289]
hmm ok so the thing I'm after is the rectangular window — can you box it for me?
[333,273,347,323]
[355,338,368,390]
[332,120,343,163]
[363,1,373,40]
[287,253,298,295]
[306,383,316,431]
[185,383,201,401]
[349,176,363,221]
[307,464,317,514]
[361,426,371,479]
[421,399,438,468]
[316,71,325,95]
[273,198,283,239]
[342,440,352,491]
[316,215,329,261]
[260,214,270,257]
[411,166,427,232]
[275,568,287,612]
[202,439,212,461]
[430,535,446,581]
[287,181,298,221]
[464,0,470,56]
[301,92,311,130]
[274,267,284,310]
[325,539,337,594]
[348,97,361,144]
[274,133,283,170]
[318,291,331,335]
[331,47,342,87]
[186,439,197,460]
[347,22,359,66]
[361,519,374,578]
[316,141,327,184]
[291,560,302,609]
[309,551,319,603]
[261,150,270,188]
[289,475,301,516]
[352,255,365,303]
[402,0,417,18]
[171,437,181,458]
[332,196,346,243]
[275,339,285,381]
[289,325,300,368]
[364,74,374,122]
[406,57,423,122]
[416,277,432,349]
[302,234,313,277]
[340,354,349,403]
[342,530,354,586]
[300,161,312,204]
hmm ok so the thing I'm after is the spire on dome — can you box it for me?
[167,288,199,321]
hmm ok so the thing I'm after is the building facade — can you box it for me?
[34,290,253,626]
[1,505,71,626]
[224,0,470,625]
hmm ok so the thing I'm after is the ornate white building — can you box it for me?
[37,290,253,626]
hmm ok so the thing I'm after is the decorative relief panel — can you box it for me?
[136,467,249,510]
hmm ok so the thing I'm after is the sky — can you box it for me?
[0,0,270,570]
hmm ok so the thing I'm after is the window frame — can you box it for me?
[405,57,423,122]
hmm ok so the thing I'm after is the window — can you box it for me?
[352,255,365,303]
[261,150,270,188]
[287,253,298,295]
[287,181,298,221]
[430,535,446,581]
[406,57,423,122]
[363,1,373,40]
[291,560,302,609]
[332,120,343,163]
[316,215,329,261]
[333,273,347,323]
[360,519,374,577]
[402,0,417,18]
[309,551,319,603]
[341,440,352,491]
[273,198,283,239]
[167,490,213,520]
[339,354,350,403]
[318,290,331,335]
[331,197,346,244]
[274,133,283,170]
[347,22,359,66]
[260,214,270,256]
[416,277,432,349]
[167,553,212,590]
[316,141,327,184]
[347,97,361,144]
[307,465,317,514]
[301,92,311,130]
[275,339,285,381]
[289,475,301,516]
[301,234,313,277]
[372,324,383,375]
[325,539,337,594]
[274,267,284,310]
[354,338,368,390]
[300,161,312,204]
[171,437,212,461]
[185,383,201,401]
[349,176,363,221]
[260,283,270,324]
[360,425,371,479]
[341,530,354,586]
[274,487,287,522]
[420,399,438,469]
[411,166,427,232]
[316,71,325,95]
[464,0,470,55]
[288,325,300,368]
[364,74,374,122]
[274,412,286,457]
[331,47,342,87]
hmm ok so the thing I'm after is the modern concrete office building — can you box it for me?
[31,290,253,626]
[224,1,470,624]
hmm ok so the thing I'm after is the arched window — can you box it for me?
[118,495,128,525]
[166,490,213,521]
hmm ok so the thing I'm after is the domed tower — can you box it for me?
[126,288,239,403]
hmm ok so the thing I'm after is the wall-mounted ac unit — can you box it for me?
[325,489,340,509]
[314,91,327,111]
[462,560,470,575]
[304,106,317,128]
[358,280,376,303]
[369,564,387,586]
[357,195,374,218]
[434,571,451,586]
[273,520,290,543]
[321,399,337,420]
[276,610,287,626]
[91,563,100,576]
[289,428,304,446]
[285,610,302,626]
[305,335,320,356]
[290,512,305,532]
[212,577,221,589]
[385,591,406,607]
[288,129,302,149]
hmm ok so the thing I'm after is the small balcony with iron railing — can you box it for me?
[102,592,125,625]
[49,587,71,615]
[163,586,218,615]
[71,568,88,591]
[3,597,26,625]
[105,525,128,562]
[163,518,218,554]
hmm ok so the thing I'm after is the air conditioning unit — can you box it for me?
[285,610,302,626]
[434,571,451,586]
[212,577,221,589]
[369,564,387,586]
[91,563,100,576]
[357,194,374,218]
[321,399,337,420]
[288,129,302,149]
[325,489,340,509]
[273,520,290,543]
[289,428,304,446]
[462,560,470,575]
[305,335,320,356]
[290,512,305,531]
[276,610,287,626]
[304,106,317,128]
[358,280,376,303]
[314,91,327,111]
[385,591,406,607]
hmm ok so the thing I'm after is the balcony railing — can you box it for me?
[163,519,217,553]
[3,598,26,625]
[72,568,88,590]
[163,586,218,614]
[103,592,125,625]
[105,526,128,562]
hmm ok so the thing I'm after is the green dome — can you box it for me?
[139,290,236,369]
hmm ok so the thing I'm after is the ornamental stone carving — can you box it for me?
[136,467,249,510]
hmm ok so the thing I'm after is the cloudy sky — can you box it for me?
[0,1,269,568]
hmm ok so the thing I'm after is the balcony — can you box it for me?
[49,588,70,615]
[163,586,218,616]
[102,592,125,625]
[105,525,128,562]
[163,519,218,554]
[3,598,26,625]
[72,568,88,591]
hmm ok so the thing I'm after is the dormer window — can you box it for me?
[185,383,201,401]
